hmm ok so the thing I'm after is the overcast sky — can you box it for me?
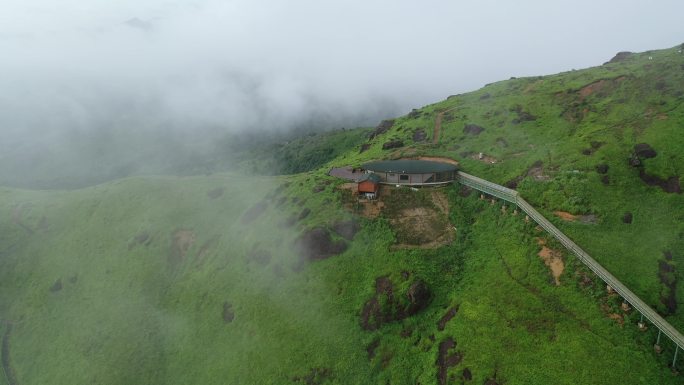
[1,0,683,136]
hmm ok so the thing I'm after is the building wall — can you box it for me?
[358,180,379,193]
[370,171,455,185]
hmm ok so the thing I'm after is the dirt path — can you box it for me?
[433,107,458,144]
[433,112,444,144]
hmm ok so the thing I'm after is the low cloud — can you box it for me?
[1,0,683,187]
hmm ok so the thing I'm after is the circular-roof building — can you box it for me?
[362,159,457,186]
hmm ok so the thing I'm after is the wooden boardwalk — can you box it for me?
[457,171,684,364]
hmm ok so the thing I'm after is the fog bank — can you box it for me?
[1,0,683,187]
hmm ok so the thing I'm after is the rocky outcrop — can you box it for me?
[605,51,634,64]
[463,124,485,135]
[382,140,404,150]
[360,276,432,331]
[634,143,657,159]
[294,227,347,261]
[369,119,395,140]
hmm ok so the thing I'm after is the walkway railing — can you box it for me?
[457,171,684,366]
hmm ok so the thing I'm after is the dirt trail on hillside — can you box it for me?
[433,107,458,144]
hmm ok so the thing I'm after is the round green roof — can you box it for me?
[362,160,457,174]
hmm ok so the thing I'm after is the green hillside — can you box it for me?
[335,45,684,327]
[2,45,684,384]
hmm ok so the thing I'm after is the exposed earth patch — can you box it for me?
[241,201,268,224]
[247,246,272,265]
[331,219,360,241]
[366,339,380,360]
[128,231,152,250]
[383,189,453,248]
[412,129,427,142]
[506,160,548,189]
[222,302,235,323]
[510,105,537,124]
[658,253,677,315]
[578,76,627,99]
[196,236,219,266]
[207,187,224,199]
[553,211,598,224]
[436,337,463,385]
[537,238,564,285]
[291,367,332,385]
[463,124,485,136]
[382,140,404,150]
[605,51,634,64]
[596,163,609,174]
[634,143,657,159]
[581,141,604,156]
[470,152,498,164]
[360,275,432,331]
[638,170,681,194]
[601,303,625,326]
[368,119,394,140]
[169,229,196,268]
[463,367,472,381]
[294,227,347,261]
[437,305,459,331]
[339,183,454,248]
[49,278,63,293]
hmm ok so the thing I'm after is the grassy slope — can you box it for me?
[331,46,684,327]
[2,45,684,384]
[0,175,676,384]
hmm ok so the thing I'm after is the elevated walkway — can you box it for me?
[457,171,684,367]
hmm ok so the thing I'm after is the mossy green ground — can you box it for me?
[2,45,684,384]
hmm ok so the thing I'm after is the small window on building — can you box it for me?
[400,175,409,181]
[389,173,395,177]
